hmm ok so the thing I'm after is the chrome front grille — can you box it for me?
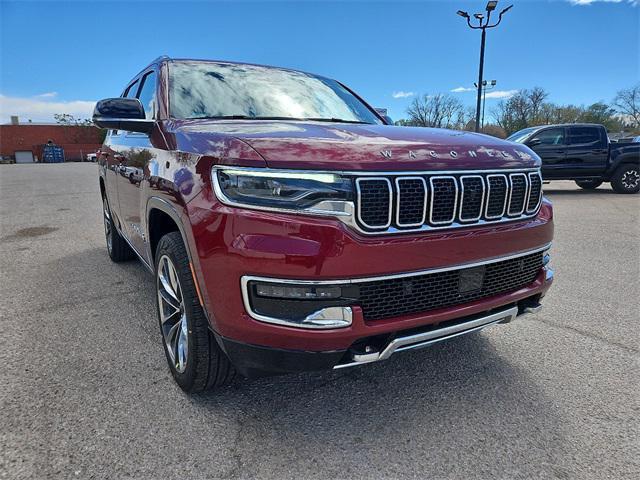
[355,169,543,233]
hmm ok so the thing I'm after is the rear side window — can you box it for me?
[137,71,157,120]
[568,127,600,145]
[531,128,565,146]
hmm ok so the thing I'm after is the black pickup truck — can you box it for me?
[507,123,640,194]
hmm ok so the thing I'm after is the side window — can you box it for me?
[531,128,565,146]
[136,71,157,120]
[568,127,600,145]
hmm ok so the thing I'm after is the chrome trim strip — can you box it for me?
[395,176,427,227]
[507,173,528,217]
[459,175,485,222]
[240,243,551,287]
[526,171,543,214]
[429,176,458,225]
[356,177,393,229]
[214,165,540,177]
[334,306,519,369]
[484,174,508,219]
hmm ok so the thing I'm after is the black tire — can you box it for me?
[155,231,235,393]
[102,195,134,262]
[611,165,640,194]
[575,179,603,190]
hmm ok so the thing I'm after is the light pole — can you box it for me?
[474,79,496,129]
[457,2,512,132]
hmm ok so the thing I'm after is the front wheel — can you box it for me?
[155,232,235,393]
[575,179,603,190]
[611,165,640,194]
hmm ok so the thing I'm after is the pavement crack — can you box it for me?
[533,316,638,355]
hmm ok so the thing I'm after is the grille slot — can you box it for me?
[485,174,508,219]
[429,176,458,225]
[395,177,427,227]
[527,172,542,213]
[357,251,544,321]
[459,176,485,222]
[356,178,392,229]
[508,173,528,216]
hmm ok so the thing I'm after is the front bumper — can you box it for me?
[186,191,554,353]
[215,287,552,378]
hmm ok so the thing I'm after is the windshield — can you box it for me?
[506,127,538,143]
[169,61,381,124]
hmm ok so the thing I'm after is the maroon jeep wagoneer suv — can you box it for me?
[93,57,554,393]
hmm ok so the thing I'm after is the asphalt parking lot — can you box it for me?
[1,163,638,479]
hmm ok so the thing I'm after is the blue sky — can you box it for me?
[0,0,638,123]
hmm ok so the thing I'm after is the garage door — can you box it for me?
[15,151,34,163]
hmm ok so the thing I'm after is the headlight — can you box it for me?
[212,167,354,212]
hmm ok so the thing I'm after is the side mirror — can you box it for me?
[526,138,542,147]
[383,115,394,125]
[92,98,153,134]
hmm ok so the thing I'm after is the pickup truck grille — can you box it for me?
[358,250,544,321]
[355,170,543,233]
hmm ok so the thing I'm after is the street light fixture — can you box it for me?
[456,1,513,132]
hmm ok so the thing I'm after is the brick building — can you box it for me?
[0,119,103,162]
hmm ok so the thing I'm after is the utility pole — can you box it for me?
[457,2,513,132]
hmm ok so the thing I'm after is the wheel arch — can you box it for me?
[146,197,194,268]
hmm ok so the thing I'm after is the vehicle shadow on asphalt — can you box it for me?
[543,187,617,196]
[189,334,567,473]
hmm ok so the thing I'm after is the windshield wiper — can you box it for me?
[185,115,373,124]
[186,115,304,121]
[303,117,373,124]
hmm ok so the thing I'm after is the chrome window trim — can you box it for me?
[459,175,485,223]
[429,176,458,225]
[526,171,543,214]
[395,176,427,227]
[355,177,393,230]
[241,242,551,287]
[507,173,528,217]
[484,174,508,220]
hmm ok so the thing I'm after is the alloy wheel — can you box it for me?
[157,255,189,373]
[621,170,639,190]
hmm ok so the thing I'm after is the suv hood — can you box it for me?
[173,120,539,171]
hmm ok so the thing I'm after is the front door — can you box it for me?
[528,127,567,179]
[113,70,158,262]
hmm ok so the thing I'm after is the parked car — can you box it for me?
[507,123,640,193]
[93,57,555,393]
[86,153,98,162]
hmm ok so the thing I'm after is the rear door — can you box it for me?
[527,127,567,179]
[564,126,608,177]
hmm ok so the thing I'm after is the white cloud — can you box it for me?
[392,91,414,99]
[35,92,58,98]
[451,86,475,93]
[566,0,637,5]
[484,89,519,99]
[0,94,95,123]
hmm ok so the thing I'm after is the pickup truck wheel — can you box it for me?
[155,232,235,393]
[102,196,134,262]
[611,166,640,194]
[575,179,603,190]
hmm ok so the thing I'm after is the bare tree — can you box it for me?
[406,94,467,129]
[613,84,640,127]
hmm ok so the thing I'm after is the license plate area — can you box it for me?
[458,266,485,294]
